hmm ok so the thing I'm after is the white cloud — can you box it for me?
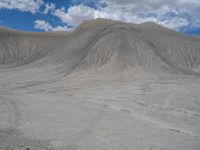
[53,5,95,26]
[0,0,44,13]
[51,0,199,30]
[34,20,51,31]
[43,3,55,14]
[1,0,199,31]
[34,20,71,32]
[103,0,200,27]
[105,0,200,10]
[160,17,189,30]
[51,26,72,32]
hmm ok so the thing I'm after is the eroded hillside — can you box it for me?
[1,19,200,77]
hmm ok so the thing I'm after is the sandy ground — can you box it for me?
[0,70,200,150]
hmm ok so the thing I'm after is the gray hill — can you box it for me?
[1,19,200,150]
[1,19,200,76]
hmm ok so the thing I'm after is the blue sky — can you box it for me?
[0,0,200,35]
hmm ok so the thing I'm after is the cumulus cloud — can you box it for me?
[34,20,71,32]
[103,0,200,28]
[105,0,200,10]
[160,17,189,30]
[1,0,199,31]
[51,4,184,30]
[0,0,44,13]
[50,0,199,31]
[34,20,51,31]
[53,5,96,26]
[43,3,55,14]
[51,26,72,32]
[69,0,106,9]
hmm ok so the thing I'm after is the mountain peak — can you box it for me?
[75,18,122,31]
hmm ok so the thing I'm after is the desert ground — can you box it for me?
[0,19,200,150]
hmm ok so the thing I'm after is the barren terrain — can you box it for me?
[0,19,200,150]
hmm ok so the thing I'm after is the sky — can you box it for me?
[0,0,200,35]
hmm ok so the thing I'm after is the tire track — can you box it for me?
[73,96,200,139]
[105,103,200,138]
[0,94,20,150]
[0,95,20,128]
[132,99,200,117]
